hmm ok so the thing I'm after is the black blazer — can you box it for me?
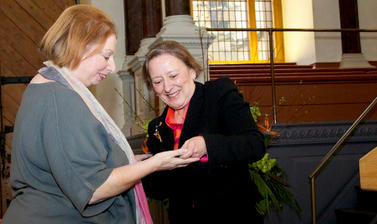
[143,77,265,224]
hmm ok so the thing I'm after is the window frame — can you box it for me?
[190,0,285,63]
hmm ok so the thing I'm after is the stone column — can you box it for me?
[124,0,143,55]
[118,69,134,137]
[338,0,373,68]
[152,0,214,83]
[165,0,190,16]
[123,0,163,135]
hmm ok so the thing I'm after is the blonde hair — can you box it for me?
[39,5,116,70]
[143,40,202,88]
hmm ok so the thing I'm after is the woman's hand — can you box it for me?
[150,149,199,171]
[89,149,198,204]
[179,136,207,159]
[135,153,152,161]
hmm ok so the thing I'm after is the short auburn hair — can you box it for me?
[143,40,202,89]
[39,5,116,70]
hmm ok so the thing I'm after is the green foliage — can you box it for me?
[250,106,262,122]
[263,134,273,150]
[250,106,301,218]
[249,154,302,216]
[142,119,152,137]
[252,153,277,173]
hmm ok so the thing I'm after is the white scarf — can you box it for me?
[40,61,152,224]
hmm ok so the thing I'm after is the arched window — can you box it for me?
[191,0,284,63]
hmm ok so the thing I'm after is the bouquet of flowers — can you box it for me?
[249,107,301,217]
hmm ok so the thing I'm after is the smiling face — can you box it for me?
[148,54,196,112]
[70,34,117,87]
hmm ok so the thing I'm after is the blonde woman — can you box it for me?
[3,5,198,224]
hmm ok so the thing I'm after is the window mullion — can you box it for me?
[248,0,258,62]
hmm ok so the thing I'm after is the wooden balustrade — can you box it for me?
[209,63,377,123]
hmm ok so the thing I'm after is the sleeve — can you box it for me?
[41,88,116,217]
[142,117,171,200]
[202,78,266,167]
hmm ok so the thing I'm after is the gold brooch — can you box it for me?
[153,121,162,142]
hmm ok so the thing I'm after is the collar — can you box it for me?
[165,102,190,130]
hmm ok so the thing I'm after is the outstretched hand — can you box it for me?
[151,149,200,171]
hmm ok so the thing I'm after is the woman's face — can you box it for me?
[71,34,117,87]
[148,54,196,111]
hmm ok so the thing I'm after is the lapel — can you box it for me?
[156,107,175,150]
[179,82,206,147]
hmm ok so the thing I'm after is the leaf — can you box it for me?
[249,156,302,217]
[249,169,282,216]
[142,119,152,138]
[250,106,262,122]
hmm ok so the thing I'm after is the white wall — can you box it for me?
[311,0,377,63]
[358,0,377,61]
[312,0,342,63]
[80,0,127,130]
[281,0,316,65]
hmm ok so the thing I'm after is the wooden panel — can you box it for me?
[3,85,26,106]
[0,11,45,68]
[125,0,144,54]
[255,102,377,124]
[275,83,377,105]
[218,73,377,83]
[360,147,377,191]
[15,0,55,30]
[31,0,63,21]
[143,0,162,38]
[55,0,75,11]
[213,64,377,123]
[165,0,190,16]
[276,103,377,123]
[0,0,75,215]
[211,67,377,75]
[242,86,377,123]
[239,83,377,105]
[2,84,27,122]
[3,133,12,215]
[0,0,45,45]
[0,36,36,76]
[3,91,22,127]
[339,0,361,53]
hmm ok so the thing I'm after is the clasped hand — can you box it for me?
[179,136,207,160]
[135,136,207,171]
[135,149,200,171]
